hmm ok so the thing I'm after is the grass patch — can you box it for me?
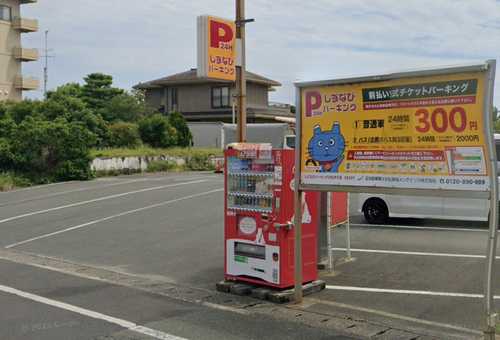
[185,154,216,171]
[147,160,178,173]
[91,147,222,159]
[94,168,142,178]
[0,173,32,192]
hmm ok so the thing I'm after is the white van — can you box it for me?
[353,135,500,224]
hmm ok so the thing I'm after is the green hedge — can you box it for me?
[0,173,31,191]
[146,160,178,172]
[108,122,141,148]
[92,147,223,173]
[91,147,222,159]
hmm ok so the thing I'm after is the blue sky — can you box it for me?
[21,0,500,107]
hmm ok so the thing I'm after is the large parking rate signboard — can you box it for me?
[297,63,495,192]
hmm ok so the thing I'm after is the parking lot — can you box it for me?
[0,172,499,339]
[324,217,495,335]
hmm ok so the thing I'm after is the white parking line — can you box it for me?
[306,298,482,336]
[0,178,157,208]
[0,283,188,340]
[0,179,208,225]
[0,181,77,194]
[5,188,223,249]
[153,175,219,182]
[0,176,220,208]
[331,247,500,259]
[325,285,500,299]
[351,223,485,232]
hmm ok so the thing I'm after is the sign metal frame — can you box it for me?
[293,60,498,335]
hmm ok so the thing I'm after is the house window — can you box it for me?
[211,86,230,108]
[171,87,178,108]
[166,87,178,112]
[0,5,11,22]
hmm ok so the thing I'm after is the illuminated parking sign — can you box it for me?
[197,15,236,81]
[296,61,497,193]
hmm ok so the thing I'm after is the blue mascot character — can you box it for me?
[307,122,345,173]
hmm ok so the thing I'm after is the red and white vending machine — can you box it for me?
[224,143,319,289]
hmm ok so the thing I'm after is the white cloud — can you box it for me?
[20,0,500,107]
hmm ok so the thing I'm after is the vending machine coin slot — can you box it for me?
[235,242,266,260]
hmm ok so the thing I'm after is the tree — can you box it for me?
[11,116,96,181]
[38,90,110,147]
[81,73,123,112]
[131,88,147,105]
[168,111,192,147]
[0,116,16,169]
[0,115,16,139]
[46,83,83,99]
[138,114,177,148]
[108,122,141,148]
[5,100,41,124]
[102,93,147,122]
[0,101,8,119]
[494,107,500,132]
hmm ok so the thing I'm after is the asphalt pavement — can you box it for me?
[0,173,358,340]
[322,218,500,334]
[1,259,350,340]
[0,172,498,339]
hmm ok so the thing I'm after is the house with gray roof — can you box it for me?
[134,68,292,123]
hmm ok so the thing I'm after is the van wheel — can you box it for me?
[363,198,389,224]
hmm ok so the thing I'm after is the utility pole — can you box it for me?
[43,30,49,97]
[42,30,55,98]
[235,0,247,142]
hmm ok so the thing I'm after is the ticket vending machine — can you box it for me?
[224,143,319,289]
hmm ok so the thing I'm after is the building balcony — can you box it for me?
[12,17,38,33]
[13,48,39,62]
[15,76,39,91]
[20,0,37,4]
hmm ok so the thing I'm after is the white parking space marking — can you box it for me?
[0,181,77,195]
[325,285,500,299]
[0,179,208,225]
[0,283,189,340]
[306,298,482,336]
[0,178,159,207]
[0,176,220,208]
[331,247,500,259]
[5,188,223,249]
[351,223,485,232]
[151,175,221,182]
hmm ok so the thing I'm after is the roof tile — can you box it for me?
[135,69,281,89]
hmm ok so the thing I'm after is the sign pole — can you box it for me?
[346,193,352,259]
[483,59,498,340]
[236,0,247,142]
[294,87,304,303]
[327,192,334,272]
